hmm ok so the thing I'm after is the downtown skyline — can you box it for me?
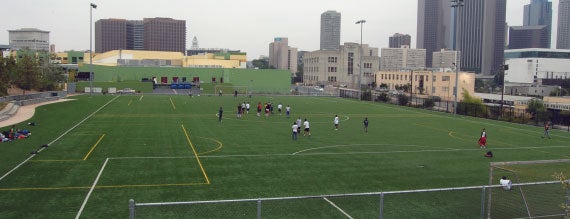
[0,0,562,60]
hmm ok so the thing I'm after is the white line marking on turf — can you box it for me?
[292,144,455,155]
[0,96,119,182]
[139,95,143,101]
[75,158,109,219]
[323,197,354,219]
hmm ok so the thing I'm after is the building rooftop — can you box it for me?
[8,28,49,33]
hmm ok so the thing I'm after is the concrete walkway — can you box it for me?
[0,99,73,129]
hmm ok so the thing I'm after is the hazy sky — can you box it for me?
[0,0,560,60]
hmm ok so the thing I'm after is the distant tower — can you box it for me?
[558,0,570,49]
[523,0,552,47]
[389,33,411,48]
[191,36,199,49]
[320,10,341,51]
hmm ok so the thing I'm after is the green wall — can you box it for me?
[79,65,291,94]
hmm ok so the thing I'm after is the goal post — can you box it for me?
[487,159,570,219]
[214,85,250,96]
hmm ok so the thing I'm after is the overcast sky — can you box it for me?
[0,0,560,60]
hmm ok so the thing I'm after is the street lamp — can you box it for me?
[90,3,97,95]
[451,0,463,115]
[355,20,366,98]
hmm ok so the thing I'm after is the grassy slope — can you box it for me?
[0,95,568,218]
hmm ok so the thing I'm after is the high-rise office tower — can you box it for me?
[126,20,144,51]
[143,17,186,53]
[524,0,552,47]
[95,19,127,53]
[389,33,412,48]
[417,0,452,68]
[509,25,549,49]
[417,0,506,75]
[320,10,341,51]
[459,0,506,75]
[558,0,570,49]
[269,37,298,75]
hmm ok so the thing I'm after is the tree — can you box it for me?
[252,59,271,69]
[553,172,570,218]
[0,56,8,96]
[15,54,40,91]
[397,94,409,106]
[37,64,65,91]
[527,99,548,124]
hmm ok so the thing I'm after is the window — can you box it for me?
[442,87,449,92]
[442,76,450,81]
[433,76,436,82]
[348,53,354,75]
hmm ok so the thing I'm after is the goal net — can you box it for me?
[487,159,570,219]
[214,85,249,96]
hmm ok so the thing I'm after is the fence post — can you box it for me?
[129,199,136,219]
[257,198,262,219]
[480,187,486,219]
[379,192,384,219]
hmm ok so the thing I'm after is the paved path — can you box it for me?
[0,99,73,129]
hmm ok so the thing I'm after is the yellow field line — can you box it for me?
[83,134,106,160]
[197,137,223,155]
[128,99,133,106]
[170,97,176,110]
[0,182,208,191]
[181,124,211,184]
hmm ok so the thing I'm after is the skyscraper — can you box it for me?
[143,18,186,53]
[269,37,298,75]
[458,0,506,75]
[417,0,506,75]
[416,0,452,68]
[558,0,570,49]
[320,10,341,51]
[523,0,552,47]
[126,20,144,51]
[509,25,549,49]
[389,33,412,48]
[95,19,127,53]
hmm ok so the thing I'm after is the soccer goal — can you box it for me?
[214,85,250,96]
[487,159,570,219]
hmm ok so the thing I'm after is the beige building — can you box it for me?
[90,50,246,68]
[304,42,380,88]
[376,70,475,101]
[432,49,461,70]
[269,37,298,75]
[380,46,426,71]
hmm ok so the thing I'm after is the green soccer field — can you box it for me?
[0,94,569,218]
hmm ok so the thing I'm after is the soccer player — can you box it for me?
[303,119,311,136]
[219,89,222,96]
[257,102,262,116]
[237,104,242,118]
[296,117,302,133]
[246,102,250,114]
[478,128,487,149]
[218,107,223,123]
[291,122,299,140]
[334,115,339,130]
[278,103,283,115]
[234,90,238,98]
[363,117,369,133]
[542,122,551,139]
[286,105,291,118]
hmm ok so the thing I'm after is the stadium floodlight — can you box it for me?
[355,20,366,99]
[89,3,97,95]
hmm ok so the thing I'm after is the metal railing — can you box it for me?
[129,180,567,219]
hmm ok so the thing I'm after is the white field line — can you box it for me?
[322,197,354,219]
[139,95,143,101]
[0,96,119,182]
[75,158,109,219]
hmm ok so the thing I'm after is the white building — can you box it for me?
[380,46,426,71]
[269,37,298,75]
[432,49,461,71]
[504,48,570,84]
[304,42,379,88]
[8,28,50,51]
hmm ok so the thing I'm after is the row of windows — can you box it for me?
[386,83,454,93]
[327,67,337,72]
[304,75,319,81]
[328,76,337,82]
[328,57,338,63]
[306,57,320,64]
[379,74,453,82]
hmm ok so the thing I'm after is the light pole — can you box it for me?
[356,20,366,99]
[90,3,97,95]
[451,0,463,115]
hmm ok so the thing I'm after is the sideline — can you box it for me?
[0,96,119,182]
[0,99,74,128]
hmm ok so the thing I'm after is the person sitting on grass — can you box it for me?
[499,176,512,191]
[484,151,493,158]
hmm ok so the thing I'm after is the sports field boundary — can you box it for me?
[0,96,119,182]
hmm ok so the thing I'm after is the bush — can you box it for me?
[376,93,390,102]
[423,99,435,108]
[397,95,409,106]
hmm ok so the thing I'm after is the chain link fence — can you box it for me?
[129,181,568,219]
